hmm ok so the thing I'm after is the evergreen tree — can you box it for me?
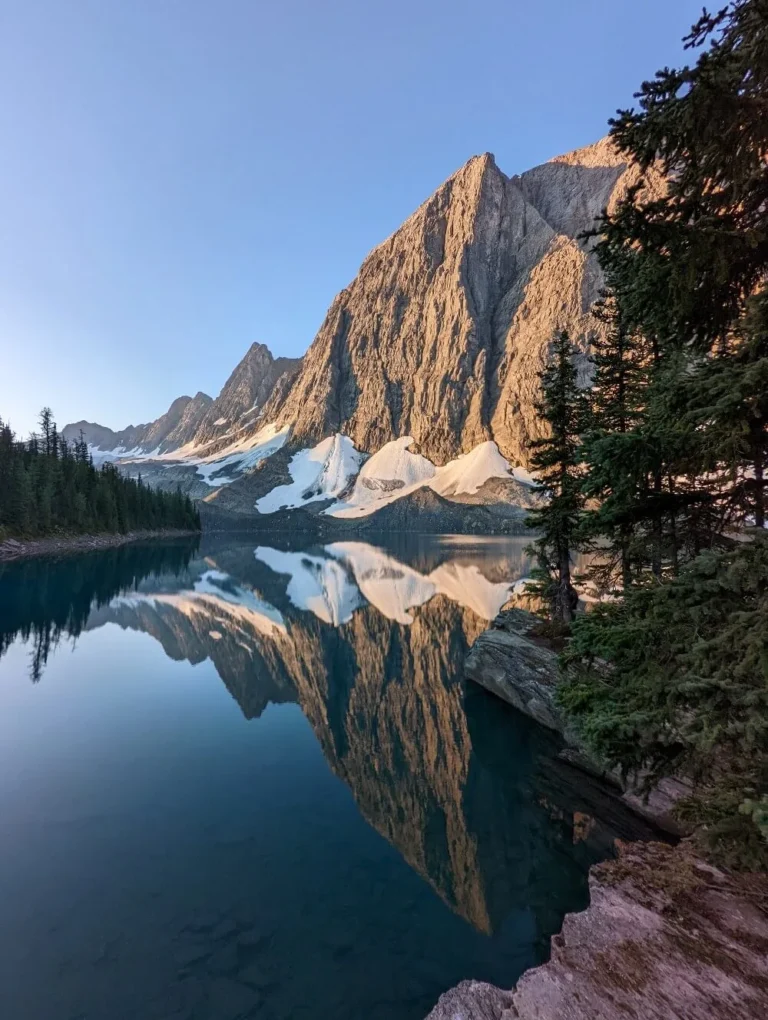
[594,0,768,542]
[38,407,54,457]
[579,299,647,589]
[560,535,768,869]
[558,1,768,866]
[525,330,588,624]
[0,408,201,541]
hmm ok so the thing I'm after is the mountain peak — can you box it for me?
[446,151,505,195]
[245,341,273,359]
[64,134,639,498]
[466,151,497,170]
[548,135,625,169]
[263,136,635,465]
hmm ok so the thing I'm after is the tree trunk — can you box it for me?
[620,522,632,591]
[668,477,679,576]
[555,541,577,624]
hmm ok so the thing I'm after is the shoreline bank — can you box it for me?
[421,609,768,1019]
[0,528,199,563]
[426,839,768,1020]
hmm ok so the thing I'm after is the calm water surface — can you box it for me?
[0,535,653,1020]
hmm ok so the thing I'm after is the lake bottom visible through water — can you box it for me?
[0,534,655,1020]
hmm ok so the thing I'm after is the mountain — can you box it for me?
[261,136,662,468]
[62,343,301,459]
[63,137,663,524]
[262,140,623,465]
[64,392,212,457]
[64,392,212,456]
[189,342,301,453]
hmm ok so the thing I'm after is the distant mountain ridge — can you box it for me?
[63,343,301,458]
[65,391,213,455]
[64,137,663,525]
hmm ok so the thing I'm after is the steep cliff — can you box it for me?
[261,138,659,467]
[63,137,664,516]
[190,342,301,453]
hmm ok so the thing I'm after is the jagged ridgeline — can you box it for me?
[61,138,663,525]
[0,410,201,539]
[0,538,200,679]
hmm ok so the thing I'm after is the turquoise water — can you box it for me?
[0,536,653,1020]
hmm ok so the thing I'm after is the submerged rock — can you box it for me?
[425,841,768,1020]
[465,609,692,834]
[464,609,564,733]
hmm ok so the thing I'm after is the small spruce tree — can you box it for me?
[525,330,588,625]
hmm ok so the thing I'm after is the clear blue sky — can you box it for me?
[1,0,704,436]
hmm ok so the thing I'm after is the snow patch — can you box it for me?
[327,437,435,517]
[327,439,515,518]
[88,444,152,466]
[91,424,536,509]
[175,422,289,485]
[512,465,537,487]
[430,441,512,497]
[90,423,289,486]
[256,434,362,513]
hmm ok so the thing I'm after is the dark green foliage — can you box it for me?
[560,536,768,869]
[0,409,200,540]
[599,0,768,353]
[592,0,768,540]
[525,330,588,623]
[579,300,652,589]
[548,2,768,867]
[682,291,768,530]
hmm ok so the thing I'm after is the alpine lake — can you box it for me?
[0,534,655,1020]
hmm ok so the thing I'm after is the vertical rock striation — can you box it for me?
[263,138,661,467]
[64,136,666,481]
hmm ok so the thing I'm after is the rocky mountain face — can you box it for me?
[260,137,660,467]
[63,137,664,520]
[157,391,214,451]
[64,391,210,452]
[63,343,300,457]
[190,342,301,453]
[63,392,212,454]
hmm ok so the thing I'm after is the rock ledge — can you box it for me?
[425,840,768,1019]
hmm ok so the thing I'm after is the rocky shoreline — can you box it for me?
[422,609,768,1019]
[426,839,768,1020]
[0,528,199,562]
[465,608,691,833]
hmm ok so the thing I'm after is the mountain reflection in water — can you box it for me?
[0,536,654,1020]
